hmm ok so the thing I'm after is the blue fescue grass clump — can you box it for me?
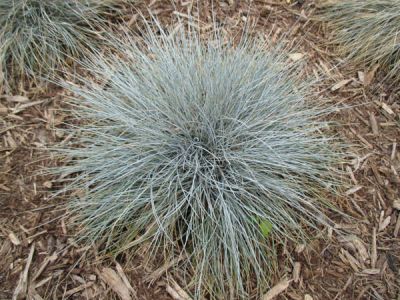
[55,26,344,299]
[0,0,108,92]
[319,0,400,84]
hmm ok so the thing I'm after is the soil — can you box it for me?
[1,1,399,300]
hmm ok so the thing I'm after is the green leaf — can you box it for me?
[259,219,273,237]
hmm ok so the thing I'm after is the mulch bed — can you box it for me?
[1,1,399,299]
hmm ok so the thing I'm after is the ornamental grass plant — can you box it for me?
[54,24,345,299]
[318,0,400,84]
[0,0,116,93]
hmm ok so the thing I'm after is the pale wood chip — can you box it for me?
[292,262,301,283]
[391,165,399,178]
[172,281,192,300]
[166,286,185,300]
[357,71,364,82]
[331,79,352,91]
[71,275,85,285]
[64,282,94,296]
[368,112,379,135]
[390,143,397,161]
[392,199,400,210]
[394,215,400,237]
[262,279,291,300]
[8,232,21,246]
[340,248,361,272]
[11,100,45,114]
[166,280,192,300]
[34,276,52,289]
[88,274,96,281]
[380,102,394,115]
[345,185,363,195]
[116,263,136,299]
[295,244,306,254]
[13,244,35,300]
[340,235,368,262]
[5,95,29,103]
[361,268,380,275]
[288,53,304,62]
[350,236,369,262]
[378,216,391,231]
[363,65,379,86]
[371,228,377,268]
[304,295,313,300]
[0,104,8,115]
[61,218,67,235]
[346,166,358,185]
[98,267,132,300]
[43,181,52,189]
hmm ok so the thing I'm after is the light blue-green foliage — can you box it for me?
[0,0,107,92]
[55,25,343,299]
[319,0,400,84]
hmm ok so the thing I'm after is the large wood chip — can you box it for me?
[64,282,93,297]
[375,101,395,115]
[361,268,380,275]
[4,95,29,103]
[392,199,400,210]
[8,231,21,245]
[357,71,364,82]
[288,53,304,62]
[394,216,400,237]
[345,185,363,195]
[391,143,397,161]
[166,286,184,300]
[331,79,351,91]
[0,103,7,114]
[292,262,301,283]
[262,279,291,300]
[166,280,192,300]
[11,100,45,114]
[345,235,369,262]
[98,267,132,300]
[363,65,379,86]
[368,112,379,135]
[340,248,361,272]
[371,228,377,268]
[116,263,137,299]
[13,244,35,300]
[34,276,52,289]
[378,216,391,231]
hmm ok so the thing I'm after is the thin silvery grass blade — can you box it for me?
[0,0,131,93]
[51,21,346,299]
[318,0,400,84]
